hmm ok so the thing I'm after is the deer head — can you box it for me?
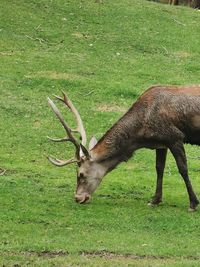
[47,92,107,204]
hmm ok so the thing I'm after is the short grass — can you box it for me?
[0,0,200,266]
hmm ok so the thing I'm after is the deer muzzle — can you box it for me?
[75,193,91,204]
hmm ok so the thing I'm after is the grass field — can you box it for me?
[1,0,200,266]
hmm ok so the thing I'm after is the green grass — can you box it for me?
[1,0,200,266]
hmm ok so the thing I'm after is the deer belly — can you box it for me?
[190,115,200,130]
[182,115,200,145]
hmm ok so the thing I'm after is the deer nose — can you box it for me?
[75,194,90,204]
[75,194,83,203]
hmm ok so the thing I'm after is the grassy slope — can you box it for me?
[0,0,200,266]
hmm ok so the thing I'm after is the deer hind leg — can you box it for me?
[169,0,179,4]
[170,142,199,211]
[148,149,167,206]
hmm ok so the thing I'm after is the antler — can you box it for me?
[47,92,88,166]
[47,156,78,167]
[54,91,87,146]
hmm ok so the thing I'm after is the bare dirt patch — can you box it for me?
[81,251,159,260]
[81,251,200,262]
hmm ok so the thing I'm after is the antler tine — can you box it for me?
[47,136,70,142]
[54,91,87,146]
[47,97,80,150]
[48,156,78,167]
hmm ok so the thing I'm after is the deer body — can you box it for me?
[93,86,200,155]
[48,86,200,211]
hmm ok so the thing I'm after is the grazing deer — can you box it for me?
[47,86,200,211]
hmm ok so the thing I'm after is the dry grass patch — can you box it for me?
[173,51,191,58]
[0,51,14,56]
[96,103,128,113]
[72,32,92,39]
[26,71,83,80]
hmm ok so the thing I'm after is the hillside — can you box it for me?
[0,0,200,266]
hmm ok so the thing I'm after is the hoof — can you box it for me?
[188,207,197,212]
[147,202,155,207]
[147,202,160,207]
[148,198,162,207]
[189,199,199,212]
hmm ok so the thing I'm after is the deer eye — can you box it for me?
[78,172,86,183]
[79,172,84,178]
[78,176,86,185]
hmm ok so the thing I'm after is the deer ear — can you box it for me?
[80,144,90,159]
[89,136,98,151]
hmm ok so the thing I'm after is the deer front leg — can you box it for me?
[148,149,167,206]
[170,142,199,211]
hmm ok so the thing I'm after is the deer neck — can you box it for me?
[91,130,138,174]
[90,108,142,174]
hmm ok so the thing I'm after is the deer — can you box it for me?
[47,86,200,211]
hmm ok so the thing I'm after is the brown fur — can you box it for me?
[90,86,200,210]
